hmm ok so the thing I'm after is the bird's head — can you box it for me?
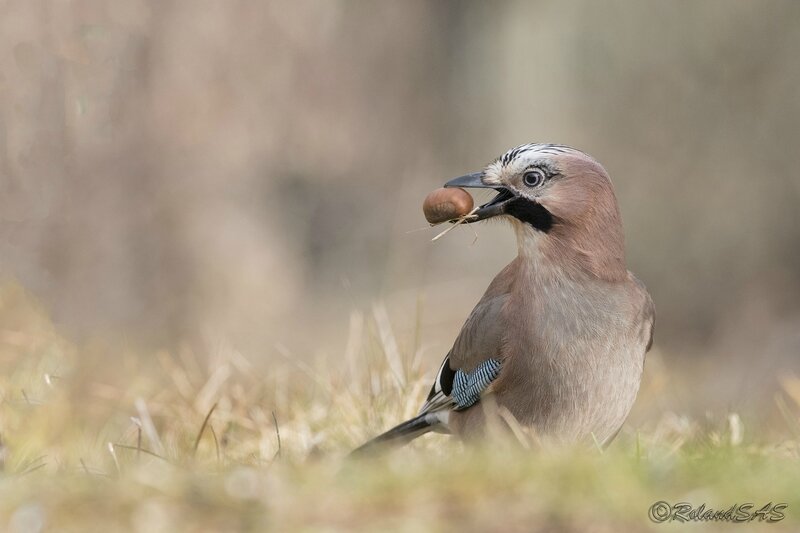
[445,143,627,280]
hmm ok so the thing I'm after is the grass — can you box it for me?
[1,282,799,532]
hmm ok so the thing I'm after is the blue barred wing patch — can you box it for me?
[451,359,502,410]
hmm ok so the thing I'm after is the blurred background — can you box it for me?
[1,1,799,429]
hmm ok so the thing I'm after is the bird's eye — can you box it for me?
[523,168,546,187]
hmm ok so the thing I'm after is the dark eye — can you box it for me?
[523,168,546,187]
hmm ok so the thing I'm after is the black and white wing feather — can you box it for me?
[419,355,502,414]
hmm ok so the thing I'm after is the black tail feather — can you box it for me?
[349,414,433,457]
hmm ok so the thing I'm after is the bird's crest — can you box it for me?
[497,143,583,167]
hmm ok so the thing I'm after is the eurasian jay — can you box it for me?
[353,143,654,454]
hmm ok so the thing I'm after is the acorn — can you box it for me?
[423,187,474,224]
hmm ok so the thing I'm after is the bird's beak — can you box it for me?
[444,172,516,222]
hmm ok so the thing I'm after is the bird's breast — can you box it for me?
[496,269,646,444]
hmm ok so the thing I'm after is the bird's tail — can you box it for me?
[349,413,436,457]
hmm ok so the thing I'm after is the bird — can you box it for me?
[351,143,654,455]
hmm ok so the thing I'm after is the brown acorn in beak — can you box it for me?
[422,187,474,224]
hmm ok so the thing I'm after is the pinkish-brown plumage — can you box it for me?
[352,144,654,456]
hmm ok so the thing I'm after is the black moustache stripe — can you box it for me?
[505,198,554,232]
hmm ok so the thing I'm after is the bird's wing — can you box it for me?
[630,273,656,352]
[419,292,510,415]
[353,263,514,455]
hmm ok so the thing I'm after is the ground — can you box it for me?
[0,283,798,532]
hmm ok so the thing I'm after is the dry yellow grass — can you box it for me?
[1,282,799,532]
